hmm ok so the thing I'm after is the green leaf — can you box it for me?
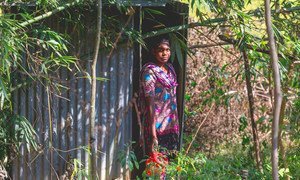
[77,76,109,82]
[144,8,165,16]
[128,161,133,171]
[239,115,248,132]
[191,81,197,87]
[185,94,191,101]
[175,38,184,68]
[257,116,266,124]
[134,160,139,170]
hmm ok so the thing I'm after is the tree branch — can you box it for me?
[186,104,214,154]
[142,5,300,40]
[0,2,36,6]
[17,0,82,29]
[142,17,227,39]
[189,42,230,49]
[106,13,134,62]
[218,35,299,61]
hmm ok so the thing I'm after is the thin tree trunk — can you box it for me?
[264,0,283,179]
[278,61,293,180]
[90,0,102,178]
[242,51,263,171]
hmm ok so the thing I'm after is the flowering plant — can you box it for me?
[144,152,169,179]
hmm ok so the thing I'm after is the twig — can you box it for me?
[0,2,36,6]
[131,93,145,154]
[52,146,88,153]
[189,42,230,49]
[293,61,300,65]
[105,14,134,65]
[45,155,60,180]
[193,28,240,59]
[186,104,215,154]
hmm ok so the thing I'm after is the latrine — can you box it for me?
[11,1,188,179]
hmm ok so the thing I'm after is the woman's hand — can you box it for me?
[153,137,158,146]
[151,137,158,152]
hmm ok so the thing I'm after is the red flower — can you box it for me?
[146,170,151,176]
[146,158,151,165]
[144,151,169,177]
[149,152,168,165]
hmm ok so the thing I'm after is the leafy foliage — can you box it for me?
[184,0,300,178]
[165,144,272,179]
[0,111,38,163]
[0,0,84,170]
[117,142,140,171]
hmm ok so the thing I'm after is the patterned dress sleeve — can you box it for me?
[141,68,156,97]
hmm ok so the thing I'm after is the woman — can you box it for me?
[139,37,179,158]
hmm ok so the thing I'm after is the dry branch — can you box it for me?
[106,13,134,63]
[186,104,214,154]
[189,42,230,49]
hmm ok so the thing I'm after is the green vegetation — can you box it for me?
[0,0,299,179]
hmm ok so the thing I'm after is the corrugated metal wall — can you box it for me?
[12,44,133,180]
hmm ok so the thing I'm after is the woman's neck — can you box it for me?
[155,62,169,73]
[155,61,165,67]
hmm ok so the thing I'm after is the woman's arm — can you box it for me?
[145,96,158,152]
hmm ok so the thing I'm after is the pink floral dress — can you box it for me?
[139,62,179,154]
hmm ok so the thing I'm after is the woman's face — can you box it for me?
[153,43,171,65]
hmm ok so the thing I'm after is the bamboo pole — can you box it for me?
[17,0,82,29]
[89,0,102,178]
[142,17,227,39]
[46,86,54,180]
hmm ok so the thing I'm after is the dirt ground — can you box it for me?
[184,19,272,154]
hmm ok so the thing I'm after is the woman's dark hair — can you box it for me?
[150,36,171,50]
